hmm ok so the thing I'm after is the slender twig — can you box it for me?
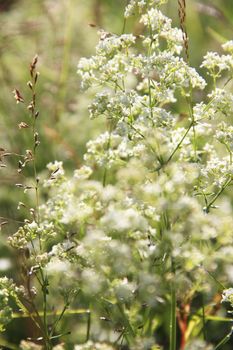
[13,308,89,319]
[102,123,113,187]
[169,258,177,350]
[214,326,233,350]
[49,300,71,337]
[155,121,194,171]
[204,176,232,213]
[86,310,91,341]
[201,293,207,341]
[117,303,135,340]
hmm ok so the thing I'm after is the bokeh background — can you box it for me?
[0,0,232,347]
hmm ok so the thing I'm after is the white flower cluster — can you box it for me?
[201,52,232,74]
[6,1,233,348]
[208,88,233,116]
[84,131,146,168]
[201,42,233,79]
[140,7,185,56]
[0,278,25,332]
[124,0,167,18]
[201,156,233,187]
[75,341,114,350]
[96,32,136,57]
[221,288,233,306]
[222,40,233,54]
[216,121,233,150]
[8,220,56,249]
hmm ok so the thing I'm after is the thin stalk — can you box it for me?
[31,61,51,349]
[25,272,45,332]
[114,331,125,346]
[206,316,233,322]
[201,265,226,290]
[155,120,194,171]
[117,303,135,341]
[178,0,198,161]
[28,58,52,348]
[121,0,129,34]
[148,77,154,124]
[49,301,70,337]
[204,176,232,213]
[13,291,43,332]
[102,167,108,187]
[125,117,160,161]
[36,269,51,349]
[13,308,89,319]
[214,326,233,350]
[122,17,127,34]
[223,142,232,165]
[102,126,112,187]
[30,79,41,228]
[55,0,74,120]
[186,89,197,161]
[86,310,91,341]
[144,19,163,164]
[43,284,49,347]
[201,294,207,341]
[170,258,177,350]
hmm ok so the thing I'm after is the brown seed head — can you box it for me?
[30,54,38,77]
[12,89,24,103]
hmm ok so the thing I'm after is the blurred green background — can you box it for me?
[0,0,232,347]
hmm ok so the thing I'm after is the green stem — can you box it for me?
[13,308,89,319]
[49,301,70,337]
[55,0,74,120]
[86,310,91,341]
[201,293,207,341]
[170,258,177,350]
[201,265,226,290]
[121,17,127,34]
[40,271,51,349]
[103,118,114,187]
[204,176,232,213]
[156,121,194,171]
[186,89,197,161]
[223,142,232,165]
[214,326,233,350]
[117,303,135,341]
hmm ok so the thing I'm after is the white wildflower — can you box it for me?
[74,165,93,180]
[221,288,233,306]
[222,40,233,54]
